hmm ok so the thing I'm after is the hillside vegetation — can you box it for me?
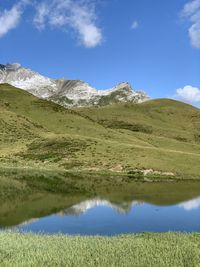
[0,83,200,179]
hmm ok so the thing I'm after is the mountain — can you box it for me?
[0,63,149,107]
[0,63,57,98]
[0,83,200,180]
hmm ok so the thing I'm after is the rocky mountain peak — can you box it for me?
[0,63,150,107]
[116,82,131,88]
[0,63,22,71]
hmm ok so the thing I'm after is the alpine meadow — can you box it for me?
[0,0,200,266]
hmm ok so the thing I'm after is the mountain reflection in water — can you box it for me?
[1,181,200,235]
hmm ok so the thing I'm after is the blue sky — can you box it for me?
[0,0,200,104]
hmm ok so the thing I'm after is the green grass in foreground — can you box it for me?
[0,232,200,267]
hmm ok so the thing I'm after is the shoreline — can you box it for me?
[1,164,200,182]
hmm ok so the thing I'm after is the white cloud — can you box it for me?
[0,2,24,38]
[131,20,139,30]
[183,0,200,16]
[179,196,200,211]
[176,85,200,103]
[0,0,31,38]
[33,2,50,30]
[189,22,200,48]
[33,0,103,48]
[182,0,200,48]
[0,0,102,48]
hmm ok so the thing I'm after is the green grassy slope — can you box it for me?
[78,99,200,145]
[0,84,108,137]
[1,232,200,267]
[0,83,200,178]
[77,100,200,177]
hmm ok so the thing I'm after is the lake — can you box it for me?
[1,181,200,236]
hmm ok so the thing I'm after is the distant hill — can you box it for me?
[0,83,200,179]
[0,64,149,107]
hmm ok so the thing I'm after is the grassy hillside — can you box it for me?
[77,99,200,177]
[77,99,200,145]
[0,83,200,179]
[1,232,200,267]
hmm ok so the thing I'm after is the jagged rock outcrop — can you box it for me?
[0,63,150,107]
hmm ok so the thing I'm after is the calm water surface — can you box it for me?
[2,181,200,236]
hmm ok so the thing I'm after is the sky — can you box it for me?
[0,0,200,105]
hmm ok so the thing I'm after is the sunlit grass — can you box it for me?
[1,83,200,178]
[1,232,200,267]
